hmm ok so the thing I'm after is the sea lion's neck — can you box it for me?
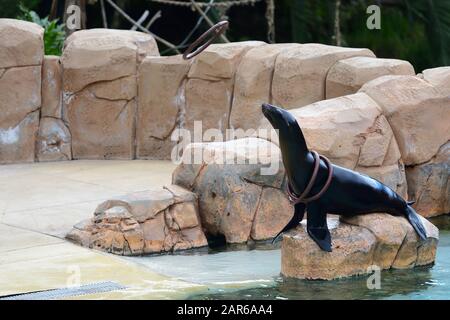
[281,143,314,195]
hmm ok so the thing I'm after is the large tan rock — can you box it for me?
[66,185,208,255]
[326,56,415,99]
[41,56,62,118]
[406,142,450,217]
[360,75,450,165]
[421,67,450,95]
[272,44,375,108]
[281,214,438,280]
[0,19,44,68]
[0,66,41,129]
[230,44,300,130]
[61,29,159,93]
[287,93,407,196]
[172,137,291,243]
[65,90,135,159]
[137,55,191,159]
[0,111,39,164]
[185,78,232,134]
[0,65,41,164]
[185,41,265,135]
[36,118,72,162]
[188,41,265,81]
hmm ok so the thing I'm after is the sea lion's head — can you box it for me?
[261,103,305,147]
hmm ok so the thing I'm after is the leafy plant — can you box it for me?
[18,6,66,56]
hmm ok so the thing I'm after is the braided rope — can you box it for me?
[148,0,263,7]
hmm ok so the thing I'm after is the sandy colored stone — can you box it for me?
[67,185,207,255]
[65,89,135,159]
[272,44,375,108]
[360,75,450,165]
[250,187,293,240]
[0,66,41,129]
[0,111,39,164]
[289,93,398,167]
[41,56,62,118]
[0,19,44,68]
[421,66,450,95]
[188,41,265,81]
[282,219,376,280]
[173,137,285,243]
[185,78,232,134]
[326,56,415,99]
[282,214,438,280]
[89,75,136,101]
[342,214,410,269]
[230,44,300,130]
[137,55,190,159]
[36,117,72,162]
[62,29,159,93]
[406,142,450,217]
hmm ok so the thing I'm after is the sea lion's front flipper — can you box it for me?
[271,203,306,244]
[306,204,332,252]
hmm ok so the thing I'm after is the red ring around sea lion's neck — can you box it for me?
[286,151,333,204]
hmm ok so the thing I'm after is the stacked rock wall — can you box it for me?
[0,19,448,219]
[0,19,43,164]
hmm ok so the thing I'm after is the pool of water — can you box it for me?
[127,215,450,300]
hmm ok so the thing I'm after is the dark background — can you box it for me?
[1,0,449,72]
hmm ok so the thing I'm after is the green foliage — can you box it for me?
[0,0,39,18]
[18,6,66,56]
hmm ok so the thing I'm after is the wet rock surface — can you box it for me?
[281,214,439,280]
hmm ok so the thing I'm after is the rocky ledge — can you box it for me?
[66,185,208,255]
[281,213,439,280]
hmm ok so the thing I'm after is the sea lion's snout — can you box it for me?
[262,103,280,123]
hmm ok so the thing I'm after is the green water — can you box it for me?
[129,215,450,300]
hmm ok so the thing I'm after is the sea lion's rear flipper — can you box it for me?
[405,205,427,240]
[271,203,306,244]
[306,204,332,252]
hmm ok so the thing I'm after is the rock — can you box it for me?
[36,117,72,161]
[326,56,415,99]
[137,55,190,159]
[172,137,291,243]
[230,44,299,130]
[272,44,375,108]
[360,75,450,165]
[65,90,135,159]
[66,185,208,255]
[0,66,41,129]
[0,111,39,164]
[0,65,41,164]
[62,29,159,160]
[185,78,232,135]
[188,41,265,81]
[41,56,62,118]
[406,142,450,217]
[61,29,159,93]
[421,66,450,95]
[288,93,407,196]
[185,41,265,135]
[0,19,44,68]
[281,214,438,280]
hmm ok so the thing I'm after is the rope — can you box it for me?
[148,0,263,8]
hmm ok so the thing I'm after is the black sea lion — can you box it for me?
[262,103,427,252]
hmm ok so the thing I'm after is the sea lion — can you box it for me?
[261,103,427,252]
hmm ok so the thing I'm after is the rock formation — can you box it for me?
[66,185,208,255]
